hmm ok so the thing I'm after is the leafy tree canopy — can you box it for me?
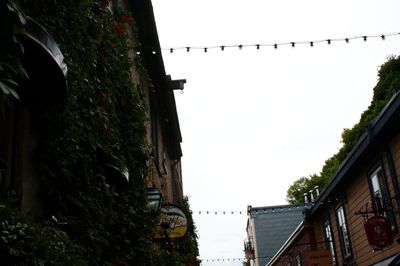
[286,55,400,204]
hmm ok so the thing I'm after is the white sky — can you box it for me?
[151,0,400,265]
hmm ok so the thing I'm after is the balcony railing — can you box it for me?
[244,241,254,259]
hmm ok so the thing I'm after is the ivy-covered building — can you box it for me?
[0,0,198,264]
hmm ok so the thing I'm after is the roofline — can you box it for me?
[310,90,400,216]
[249,204,305,211]
[248,204,305,218]
[266,221,308,266]
[129,0,183,159]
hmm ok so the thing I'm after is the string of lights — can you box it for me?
[134,31,400,55]
[194,205,305,215]
[199,256,270,263]
[194,210,246,215]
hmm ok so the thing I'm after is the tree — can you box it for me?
[286,55,400,204]
[286,177,310,204]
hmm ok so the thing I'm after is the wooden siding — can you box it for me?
[268,226,314,266]
[312,134,400,265]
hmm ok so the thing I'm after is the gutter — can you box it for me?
[310,90,400,216]
[129,0,183,159]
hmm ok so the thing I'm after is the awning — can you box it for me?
[372,253,400,266]
[19,17,68,103]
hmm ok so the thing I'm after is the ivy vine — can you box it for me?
[1,0,199,265]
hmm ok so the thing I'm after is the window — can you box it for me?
[368,164,396,230]
[323,217,337,265]
[295,254,301,266]
[336,204,352,259]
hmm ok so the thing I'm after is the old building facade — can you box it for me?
[267,91,400,266]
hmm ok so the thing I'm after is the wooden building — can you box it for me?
[268,91,400,266]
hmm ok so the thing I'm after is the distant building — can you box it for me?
[245,204,305,266]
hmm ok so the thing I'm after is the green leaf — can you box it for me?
[0,79,20,100]
[0,81,11,95]
[8,87,20,100]
[3,79,19,87]
[16,62,29,79]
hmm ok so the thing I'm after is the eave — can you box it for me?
[129,0,183,159]
[310,91,400,217]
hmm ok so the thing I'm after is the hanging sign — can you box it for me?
[364,216,393,248]
[153,205,188,240]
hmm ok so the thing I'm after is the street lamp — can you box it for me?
[146,187,163,216]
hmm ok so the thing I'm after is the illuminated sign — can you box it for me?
[153,205,188,240]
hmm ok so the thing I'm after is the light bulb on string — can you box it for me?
[157,30,400,55]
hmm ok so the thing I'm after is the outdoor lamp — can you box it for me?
[146,187,163,216]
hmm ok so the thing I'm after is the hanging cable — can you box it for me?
[195,210,246,215]
[133,31,400,54]
[199,255,272,263]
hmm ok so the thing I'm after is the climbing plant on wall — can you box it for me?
[1,0,199,264]
[0,0,27,102]
[23,0,152,264]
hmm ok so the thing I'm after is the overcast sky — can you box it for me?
[151,0,400,264]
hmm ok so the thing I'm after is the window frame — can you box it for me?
[367,161,397,231]
[295,254,301,266]
[323,215,337,265]
[335,203,352,260]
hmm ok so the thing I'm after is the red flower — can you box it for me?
[114,23,126,34]
[100,0,112,10]
[119,15,134,25]
[111,258,126,265]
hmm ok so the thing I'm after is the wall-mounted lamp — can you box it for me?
[146,187,163,216]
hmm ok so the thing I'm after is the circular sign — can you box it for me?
[153,205,188,240]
